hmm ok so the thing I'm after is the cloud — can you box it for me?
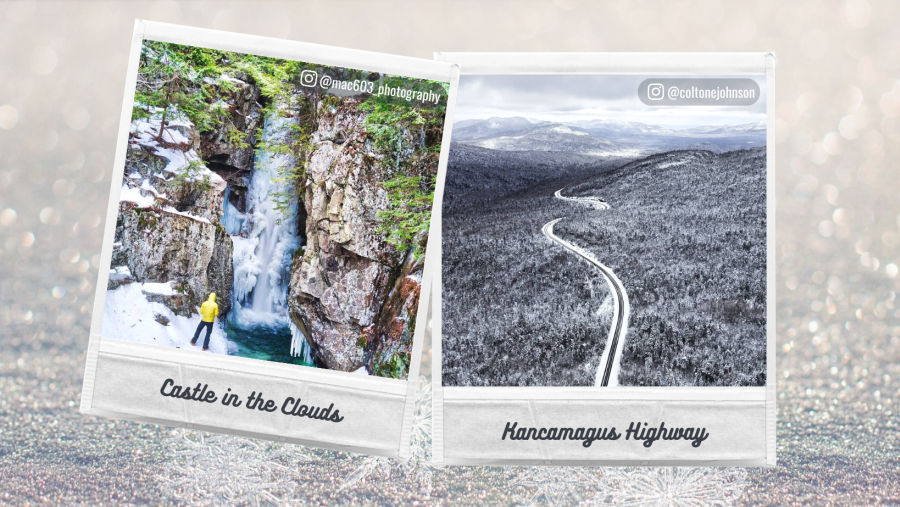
[455,74,767,127]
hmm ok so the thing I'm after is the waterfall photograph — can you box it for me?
[102,41,448,379]
[442,74,768,387]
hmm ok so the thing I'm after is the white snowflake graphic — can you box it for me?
[509,467,603,506]
[159,429,319,504]
[585,467,749,507]
[340,376,439,496]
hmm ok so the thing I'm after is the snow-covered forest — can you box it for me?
[442,141,767,387]
[558,149,767,386]
[441,145,629,386]
[103,41,447,379]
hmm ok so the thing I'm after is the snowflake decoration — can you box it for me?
[585,467,748,507]
[508,467,602,507]
[340,376,440,496]
[339,454,395,491]
[409,375,433,461]
[159,429,319,504]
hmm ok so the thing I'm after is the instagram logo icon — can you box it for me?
[647,83,665,100]
[300,69,318,87]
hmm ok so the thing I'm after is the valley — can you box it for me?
[441,117,767,387]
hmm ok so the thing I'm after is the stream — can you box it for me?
[220,113,315,367]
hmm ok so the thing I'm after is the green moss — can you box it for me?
[376,174,433,259]
[320,94,342,111]
[135,210,160,230]
[166,160,213,192]
[373,351,409,380]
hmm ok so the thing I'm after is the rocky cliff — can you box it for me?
[111,59,441,377]
[199,76,262,174]
[287,98,440,376]
[111,87,261,317]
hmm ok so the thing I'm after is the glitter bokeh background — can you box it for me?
[1,1,899,505]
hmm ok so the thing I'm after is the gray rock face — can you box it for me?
[290,250,392,370]
[142,282,193,316]
[116,117,235,316]
[199,77,263,173]
[116,206,233,316]
[206,224,234,313]
[286,99,429,374]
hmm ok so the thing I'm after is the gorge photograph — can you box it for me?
[441,74,768,387]
[102,41,448,379]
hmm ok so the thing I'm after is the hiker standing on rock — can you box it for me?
[190,293,219,351]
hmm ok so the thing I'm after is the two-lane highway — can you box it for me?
[542,190,629,387]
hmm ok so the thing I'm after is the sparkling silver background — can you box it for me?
[1,1,898,505]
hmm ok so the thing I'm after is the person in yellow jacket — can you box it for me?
[190,293,219,351]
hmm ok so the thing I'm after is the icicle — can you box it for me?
[289,320,313,364]
[221,187,245,235]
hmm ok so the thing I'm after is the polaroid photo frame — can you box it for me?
[431,52,775,466]
[80,20,458,459]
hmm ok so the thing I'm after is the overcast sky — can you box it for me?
[454,75,767,128]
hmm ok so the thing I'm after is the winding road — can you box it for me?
[542,189,630,387]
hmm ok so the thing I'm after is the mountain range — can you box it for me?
[451,117,766,156]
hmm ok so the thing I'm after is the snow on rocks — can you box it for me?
[119,184,156,208]
[126,115,226,210]
[142,281,177,296]
[141,281,195,316]
[108,266,134,290]
[103,282,235,354]
[161,206,211,224]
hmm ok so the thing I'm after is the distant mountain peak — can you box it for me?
[451,116,766,154]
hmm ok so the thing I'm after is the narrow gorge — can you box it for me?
[104,42,445,379]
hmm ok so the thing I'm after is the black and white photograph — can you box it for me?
[442,74,767,387]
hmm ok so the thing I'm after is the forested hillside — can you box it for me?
[441,149,633,386]
[557,148,767,386]
[444,142,628,210]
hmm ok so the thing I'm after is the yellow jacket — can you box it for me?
[200,293,219,322]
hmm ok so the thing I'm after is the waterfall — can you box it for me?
[220,112,316,364]
[227,114,300,328]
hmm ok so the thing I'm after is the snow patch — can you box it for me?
[142,281,177,296]
[109,266,132,282]
[658,159,688,169]
[586,148,644,157]
[119,184,156,208]
[550,125,587,136]
[102,283,236,354]
[162,206,211,224]
[140,179,166,199]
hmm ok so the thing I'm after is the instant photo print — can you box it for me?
[432,52,775,466]
[80,20,458,458]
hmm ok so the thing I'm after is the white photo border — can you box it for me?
[80,20,459,460]
[431,52,776,466]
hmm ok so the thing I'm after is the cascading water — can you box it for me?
[221,113,314,366]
